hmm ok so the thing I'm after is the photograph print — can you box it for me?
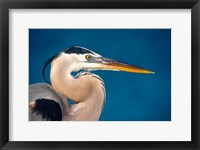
[29,29,171,121]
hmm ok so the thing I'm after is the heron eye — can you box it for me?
[85,55,92,60]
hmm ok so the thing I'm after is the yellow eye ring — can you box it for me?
[85,55,92,60]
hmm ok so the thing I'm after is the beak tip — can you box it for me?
[139,70,154,74]
[150,71,155,74]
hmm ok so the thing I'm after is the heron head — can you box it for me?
[59,46,154,74]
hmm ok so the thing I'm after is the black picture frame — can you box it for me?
[0,0,199,149]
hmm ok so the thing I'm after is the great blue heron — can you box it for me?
[29,46,154,121]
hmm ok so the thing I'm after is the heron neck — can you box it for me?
[50,58,105,120]
[50,60,79,101]
[64,95,104,121]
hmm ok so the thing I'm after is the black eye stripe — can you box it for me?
[63,46,94,55]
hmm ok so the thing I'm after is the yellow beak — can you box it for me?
[99,58,154,74]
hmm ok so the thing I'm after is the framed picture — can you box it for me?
[0,0,199,149]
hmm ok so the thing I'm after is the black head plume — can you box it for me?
[42,53,59,84]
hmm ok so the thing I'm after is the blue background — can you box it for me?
[29,29,171,121]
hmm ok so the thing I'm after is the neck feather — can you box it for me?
[50,56,105,121]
